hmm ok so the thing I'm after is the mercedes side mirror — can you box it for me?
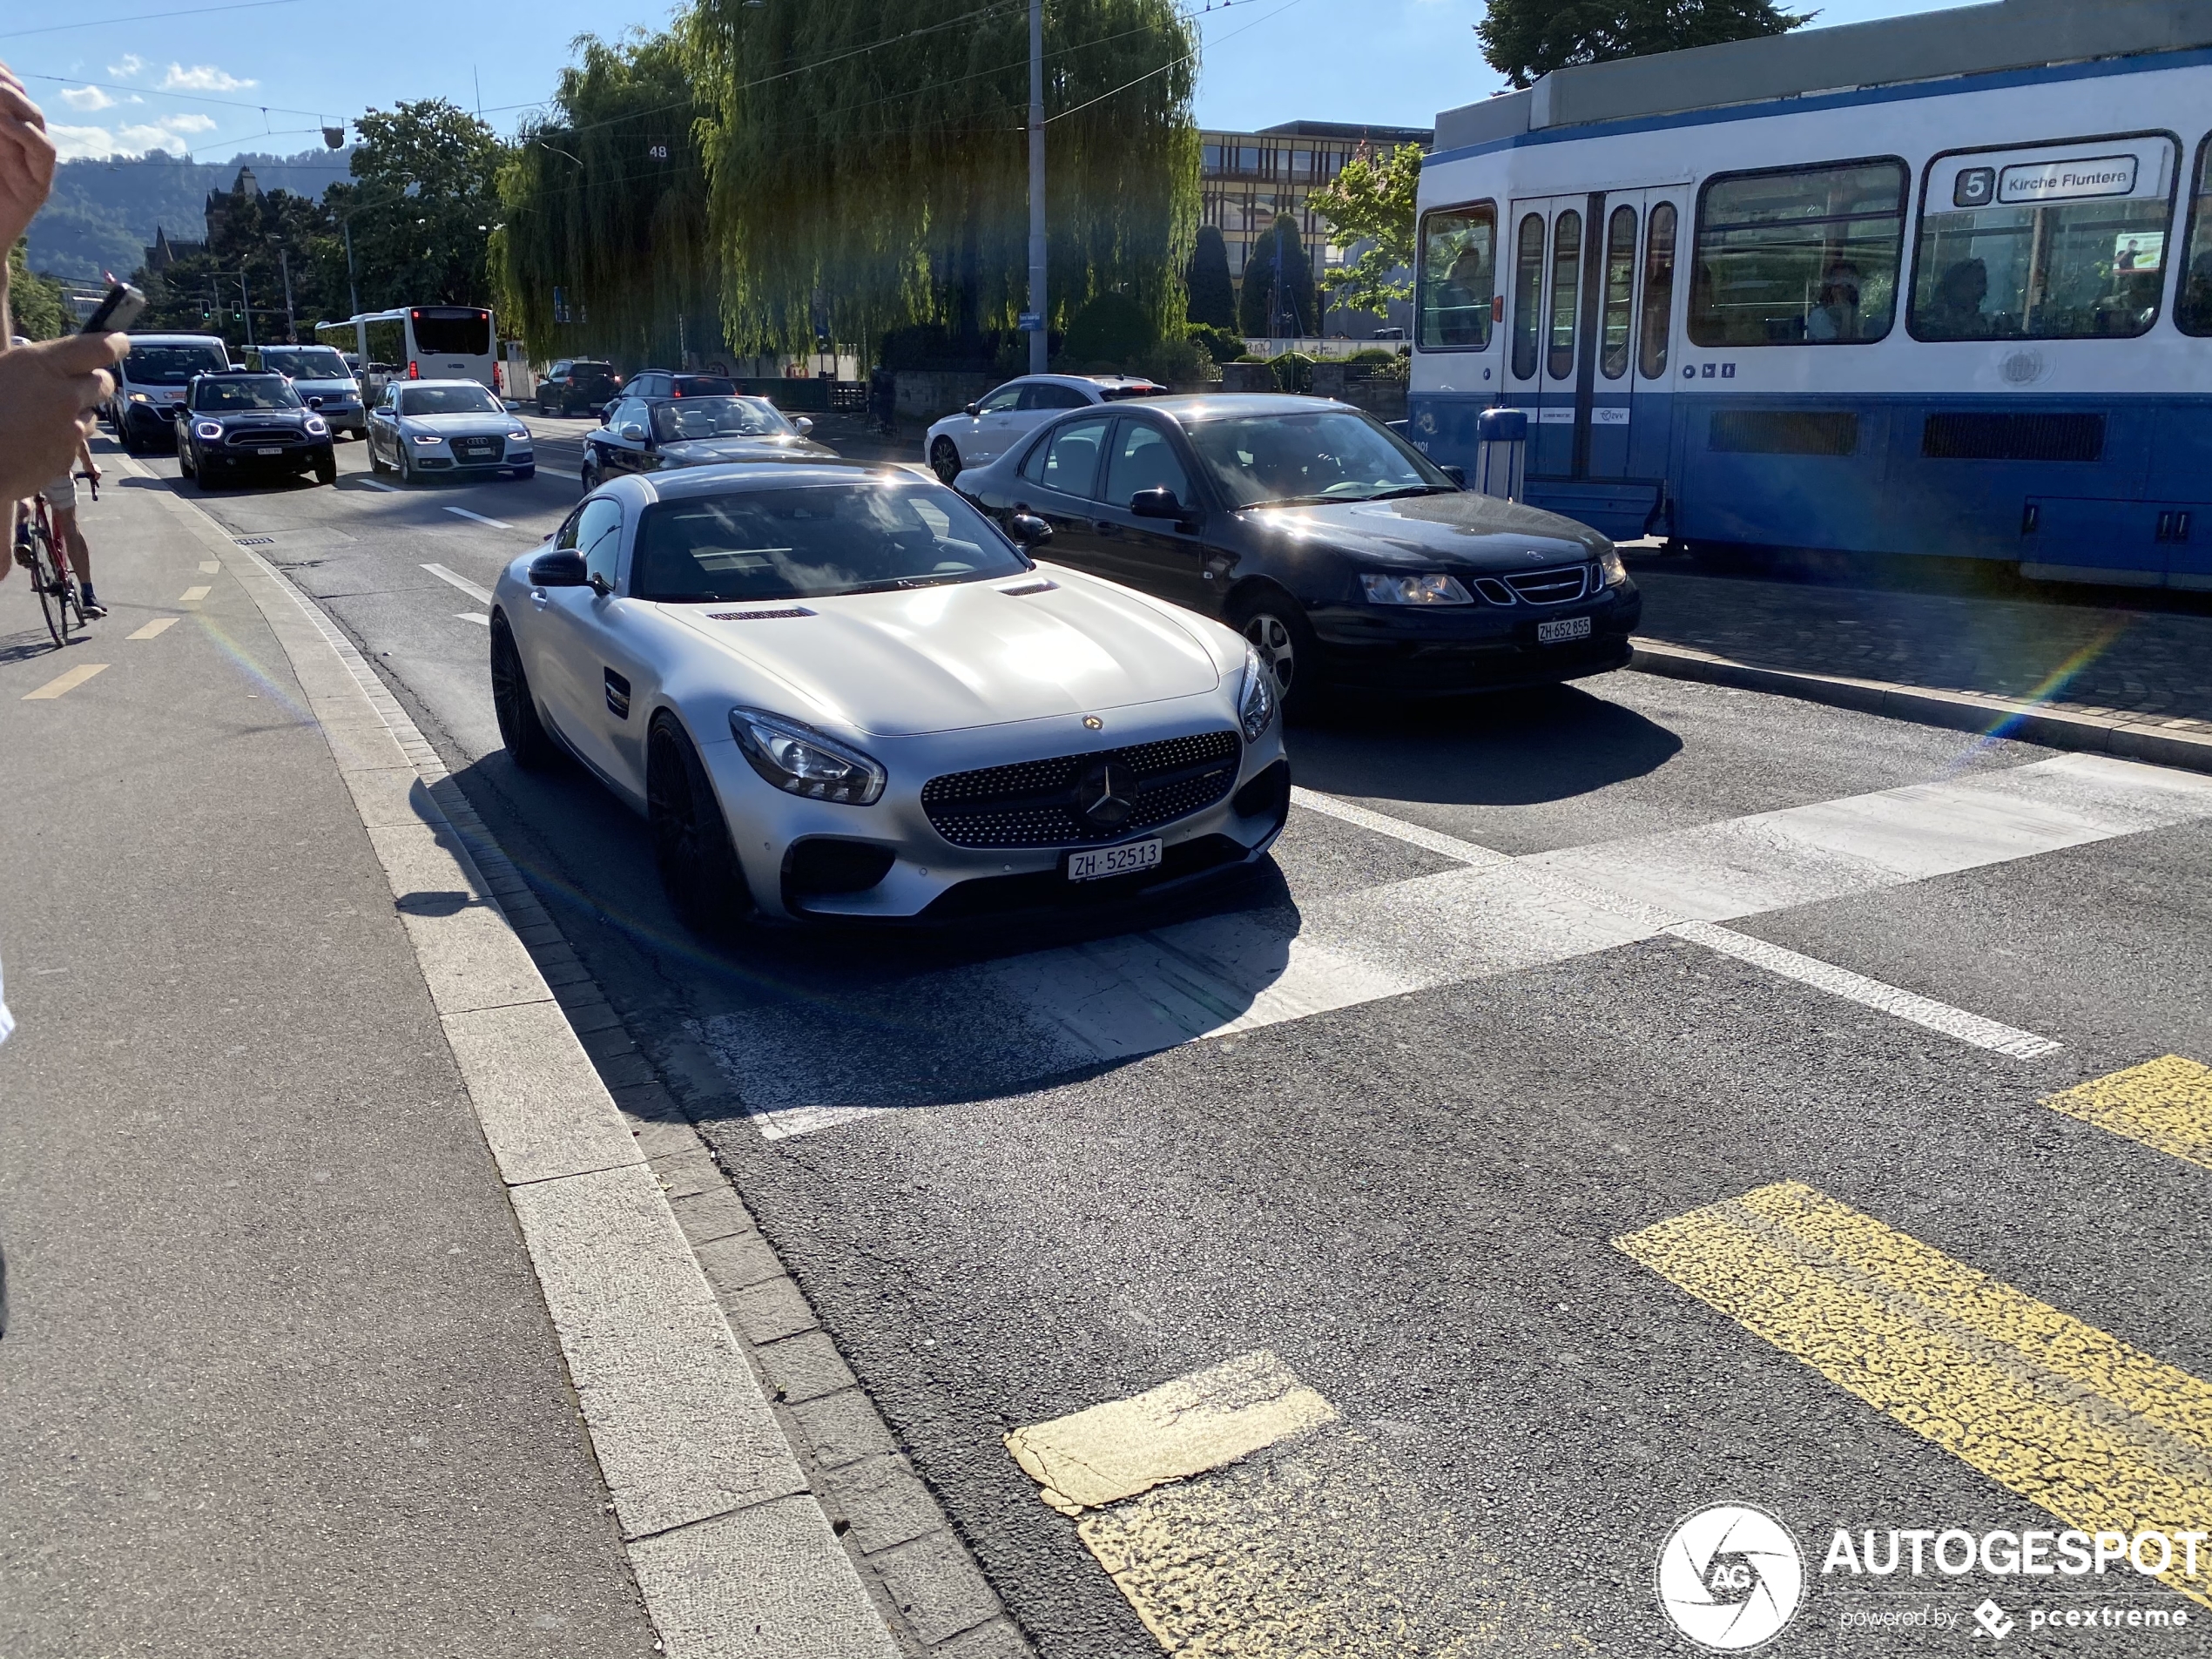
[1440,464,1467,488]
[1007,513,1053,547]
[792,416,814,436]
[529,549,590,587]
[1130,486,1192,523]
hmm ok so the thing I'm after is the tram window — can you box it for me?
[1601,205,1637,379]
[1640,202,1679,379]
[1912,141,2178,342]
[1690,159,1906,347]
[1417,203,1498,350]
[1548,210,1583,381]
[2173,138,2212,336]
[1512,213,1545,380]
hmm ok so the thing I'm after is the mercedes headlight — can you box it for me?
[1360,571,1474,606]
[1237,643,1278,742]
[730,708,886,805]
[1596,543,1629,588]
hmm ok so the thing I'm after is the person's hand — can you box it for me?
[0,333,128,505]
[0,63,56,253]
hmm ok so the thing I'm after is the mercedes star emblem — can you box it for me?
[1076,760,1136,829]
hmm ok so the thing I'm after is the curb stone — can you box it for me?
[124,456,1030,1659]
[1629,638,2212,775]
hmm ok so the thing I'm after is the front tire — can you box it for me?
[580,449,603,492]
[511,464,536,482]
[314,452,337,486]
[178,436,196,476]
[1230,589,1323,720]
[489,615,557,771]
[929,437,961,486]
[648,717,751,935]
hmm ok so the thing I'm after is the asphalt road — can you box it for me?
[104,419,2212,1656]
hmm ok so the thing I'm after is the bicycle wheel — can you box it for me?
[28,525,66,648]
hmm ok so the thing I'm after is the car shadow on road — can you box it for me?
[1288,680,1682,806]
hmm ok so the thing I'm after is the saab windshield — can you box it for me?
[1184,408,1456,507]
[632,482,1027,603]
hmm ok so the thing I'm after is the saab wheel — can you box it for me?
[489,615,557,771]
[314,453,338,486]
[1230,589,1323,720]
[929,437,961,486]
[648,716,751,935]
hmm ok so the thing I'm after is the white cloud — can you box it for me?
[162,113,219,133]
[57,84,118,111]
[52,123,191,159]
[106,53,145,79]
[161,63,257,92]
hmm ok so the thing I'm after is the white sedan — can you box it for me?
[366,379,536,483]
[487,462,1289,927]
[924,373,1163,485]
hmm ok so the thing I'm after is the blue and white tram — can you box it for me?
[1407,2,2212,589]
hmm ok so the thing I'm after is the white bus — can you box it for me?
[315,306,498,402]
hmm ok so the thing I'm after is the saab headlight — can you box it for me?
[411,432,442,446]
[193,421,223,440]
[1596,543,1629,588]
[1360,571,1474,606]
[729,707,886,805]
[1238,643,1278,742]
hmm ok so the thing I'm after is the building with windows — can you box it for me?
[1200,119,1432,336]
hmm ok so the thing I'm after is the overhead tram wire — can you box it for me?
[1046,0,1319,125]
[0,0,309,41]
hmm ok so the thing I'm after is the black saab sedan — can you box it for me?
[953,394,1639,713]
[173,368,337,489]
[580,391,837,489]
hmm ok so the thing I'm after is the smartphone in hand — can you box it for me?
[80,282,146,335]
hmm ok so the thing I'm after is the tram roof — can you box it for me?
[1435,0,2212,153]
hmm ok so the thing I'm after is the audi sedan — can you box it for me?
[366,380,536,483]
[486,463,1290,929]
[953,395,1642,714]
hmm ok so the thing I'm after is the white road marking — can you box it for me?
[23,663,108,699]
[127,617,179,640]
[356,478,401,492]
[198,559,219,574]
[444,506,513,529]
[421,563,496,604]
[179,584,211,604]
[456,611,491,628]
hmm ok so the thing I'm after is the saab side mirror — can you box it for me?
[1007,513,1053,547]
[1130,486,1192,523]
[1440,464,1467,488]
[792,416,814,436]
[620,422,646,443]
[529,549,590,587]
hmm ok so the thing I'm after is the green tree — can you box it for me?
[1185,225,1235,329]
[8,239,68,340]
[495,30,718,368]
[135,179,342,346]
[1308,142,1421,318]
[332,100,506,313]
[682,0,1200,356]
[1478,0,1811,90]
[1238,214,1317,338]
[1062,291,1156,367]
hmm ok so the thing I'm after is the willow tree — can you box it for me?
[683,0,1200,356]
[495,30,718,367]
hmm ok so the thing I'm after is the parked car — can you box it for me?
[487,462,1289,927]
[924,373,1164,485]
[953,395,1641,714]
[536,359,620,416]
[580,393,834,490]
[245,344,367,439]
[174,368,336,489]
[366,379,536,484]
[106,333,230,454]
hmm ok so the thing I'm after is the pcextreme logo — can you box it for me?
[1657,1504,1807,1651]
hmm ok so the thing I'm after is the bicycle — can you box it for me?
[13,471,98,649]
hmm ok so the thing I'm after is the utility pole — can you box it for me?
[1026,0,1047,375]
[343,218,361,317]
[279,246,296,341]
[240,269,256,349]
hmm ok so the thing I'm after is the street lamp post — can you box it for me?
[240,268,256,349]
[1027,0,1047,375]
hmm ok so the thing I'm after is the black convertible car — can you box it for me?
[953,394,1640,713]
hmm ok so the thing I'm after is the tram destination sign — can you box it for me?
[1997,153,2138,206]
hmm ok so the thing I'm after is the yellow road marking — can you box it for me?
[198,560,219,574]
[2045,1056,2212,1171]
[179,584,212,604]
[127,617,179,640]
[1618,1182,2212,1608]
[1006,1350,1336,1516]
[22,663,109,699]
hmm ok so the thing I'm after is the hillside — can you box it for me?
[27,146,356,283]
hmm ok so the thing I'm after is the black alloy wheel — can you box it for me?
[930,437,961,486]
[580,449,603,491]
[178,433,195,475]
[647,717,751,934]
[1230,589,1322,720]
[489,616,557,770]
[314,452,337,486]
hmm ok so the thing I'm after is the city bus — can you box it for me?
[1406,0,2212,590]
[314,306,498,402]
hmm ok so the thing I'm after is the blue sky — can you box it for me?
[16,0,1968,165]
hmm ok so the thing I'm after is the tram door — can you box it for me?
[1507,189,1688,484]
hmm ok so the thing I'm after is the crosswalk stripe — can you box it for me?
[1618,1182,2212,1609]
[2044,1056,2212,1171]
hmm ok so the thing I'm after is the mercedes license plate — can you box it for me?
[256,446,282,455]
[1068,839,1162,882]
[1538,615,1593,644]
